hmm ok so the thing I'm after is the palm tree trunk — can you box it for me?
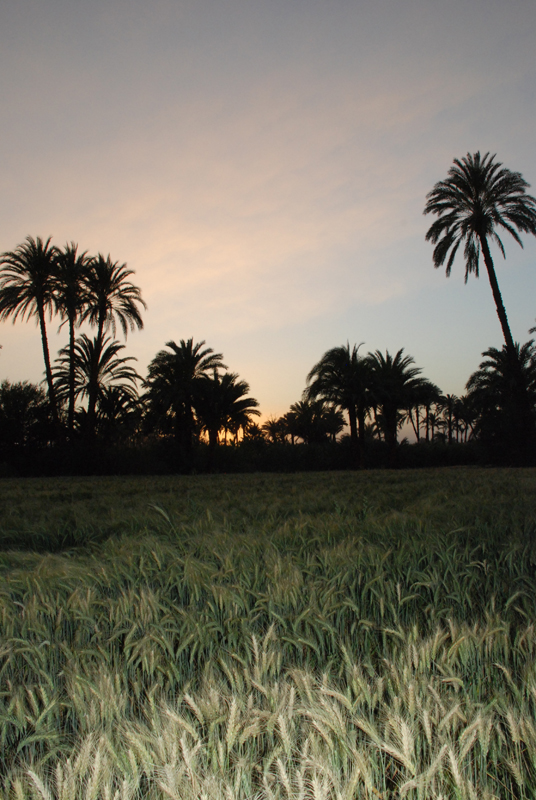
[408,406,419,440]
[357,405,366,466]
[38,304,59,426]
[87,310,106,431]
[373,407,382,440]
[206,427,218,471]
[180,401,195,471]
[86,337,103,437]
[479,235,515,354]
[480,234,536,462]
[385,412,398,468]
[68,316,76,435]
[347,403,362,468]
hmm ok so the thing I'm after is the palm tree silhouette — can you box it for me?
[82,254,146,423]
[406,380,441,442]
[438,393,460,445]
[261,416,285,444]
[367,349,427,466]
[305,343,371,467]
[425,152,536,460]
[0,236,60,425]
[467,343,533,407]
[456,395,476,443]
[281,411,297,444]
[196,370,260,467]
[426,410,440,442]
[53,242,92,435]
[424,151,536,354]
[53,334,140,431]
[467,341,536,462]
[82,254,146,344]
[96,386,142,444]
[144,339,226,469]
[288,398,344,445]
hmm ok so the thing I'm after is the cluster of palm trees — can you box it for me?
[260,345,439,467]
[0,238,262,465]
[407,392,475,445]
[2,150,536,468]
[0,336,261,468]
[2,324,534,469]
[143,338,260,469]
[259,142,536,469]
[0,236,146,438]
[259,335,536,467]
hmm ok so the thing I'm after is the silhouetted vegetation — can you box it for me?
[424,150,536,463]
[2,150,536,475]
[0,317,535,474]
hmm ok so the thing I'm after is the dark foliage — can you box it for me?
[467,341,536,465]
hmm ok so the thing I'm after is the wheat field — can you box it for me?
[1,468,536,799]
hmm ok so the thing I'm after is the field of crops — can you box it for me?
[1,468,536,799]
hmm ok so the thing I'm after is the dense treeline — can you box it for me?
[1,150,536,474]
[0,311,534,474]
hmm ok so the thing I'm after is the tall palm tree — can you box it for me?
[367,349,427,466]
[53,242,92,435]
[143,339,225,468]
[424,152,536,459]
[424,151,536,354]
[82,254,146,422]
[82,254,146,345]
[305,343,371,467]
[0,236,60,424]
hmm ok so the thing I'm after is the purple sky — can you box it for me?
[1,0,536,419]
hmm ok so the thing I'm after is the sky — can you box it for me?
[1,0,536,422]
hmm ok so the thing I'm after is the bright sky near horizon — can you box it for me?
[1,0,536,420]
